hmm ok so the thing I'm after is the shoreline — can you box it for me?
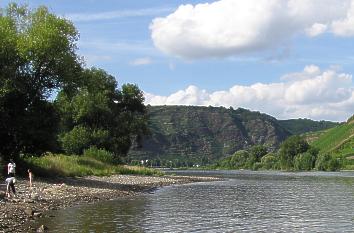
[0,174,220,233]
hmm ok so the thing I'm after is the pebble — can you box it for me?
[0,174,221,232]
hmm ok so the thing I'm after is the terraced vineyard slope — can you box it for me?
[311,115,354,169]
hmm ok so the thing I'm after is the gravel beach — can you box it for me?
[0,174,220,232]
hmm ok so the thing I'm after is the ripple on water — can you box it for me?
[36,171,354,232]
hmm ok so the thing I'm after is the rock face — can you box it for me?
[129,106,291,164]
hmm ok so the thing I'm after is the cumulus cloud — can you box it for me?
[305,23,328,37]
[150,0,354,59]
[331,1,354,36]
[144,65,354,121]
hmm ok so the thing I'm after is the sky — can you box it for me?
[1,0,354,122]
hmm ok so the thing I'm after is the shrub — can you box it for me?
[60,126,92,154]
[252,162,262,170]
[261,153,278,170]
[230,150,249,168]
[294,152,315,171]
[84,146,120,164]
[250,145,268,161]
[25,153,163,177]
[60,126,111,155]
[315,153,341,171]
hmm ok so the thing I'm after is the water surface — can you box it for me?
[36,170,354,232]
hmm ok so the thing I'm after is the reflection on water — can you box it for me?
[36,170,354,232]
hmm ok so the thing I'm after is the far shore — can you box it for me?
[0,174,221,233]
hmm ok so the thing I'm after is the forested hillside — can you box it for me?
[128,106,340,167]
[279,119,339,135]
[128,106,291,166]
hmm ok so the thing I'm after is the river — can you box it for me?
[35,170,354,232]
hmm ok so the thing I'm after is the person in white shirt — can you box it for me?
[7,159,16,177]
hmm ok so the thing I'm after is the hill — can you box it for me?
[279,119,339,135]
[310,115,354,169]
[128,106,291,166]
[128,105,341,167]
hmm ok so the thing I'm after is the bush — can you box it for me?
[60,126,92,155]
[24,153,163,177]
[252,162,262,170]
[315,153,341,171]
[294,152,315,171]
[261,153,278,170]
[60,126,110,155]
[250,145,268,161]
[228,150,249,168]
[84,146,120,164]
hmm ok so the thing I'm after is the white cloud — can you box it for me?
[281,65,321,81]
[66,7,173,22]
[130,57,153,66]
[305,23,328,37]
[144,65,354,121]
[331,1,354,36]
[150,0,354,59]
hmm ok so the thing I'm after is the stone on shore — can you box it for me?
[0,174,221,232]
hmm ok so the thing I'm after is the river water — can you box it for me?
[36,170,354,232]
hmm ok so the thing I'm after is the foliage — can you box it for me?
[217,145,270,170]
[214,137,322,171]
[83,146,119,164]
[279,119,338,135]
[0,3,81,160]
[312,120,354,156]
[60,126,96,155]
[315,153,341,171]
[129,105,291,166]
[310,117,353,170]
[218,150,249,169]
[56,68,148,157]
[24,153,163,177]
[279,135,310,170]
[260,153,278,170]
[0,4,147,164]
[250,145,268,161]
[294,152,316,171]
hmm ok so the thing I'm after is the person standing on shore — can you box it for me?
[8,159,16,177]
[5,176,16,198]
[28,169,33,188]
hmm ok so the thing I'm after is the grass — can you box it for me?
[24,153,164,178]
[309,120,353,170]
[311,122,354,154]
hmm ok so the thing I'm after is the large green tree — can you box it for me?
[279,135,309,170]
[56,68,148,157]
[0,4,81,159]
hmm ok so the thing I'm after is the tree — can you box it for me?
[261,152,278,170]
[279,135,309,170]
[294,152,315,171]
[315,153,341,171]
[249,145,268,161]
[56,68,148,157]
[0,4,81,159]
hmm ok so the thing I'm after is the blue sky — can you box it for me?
[2,0,354,121]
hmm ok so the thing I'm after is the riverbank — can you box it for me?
[0,174,220,233]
